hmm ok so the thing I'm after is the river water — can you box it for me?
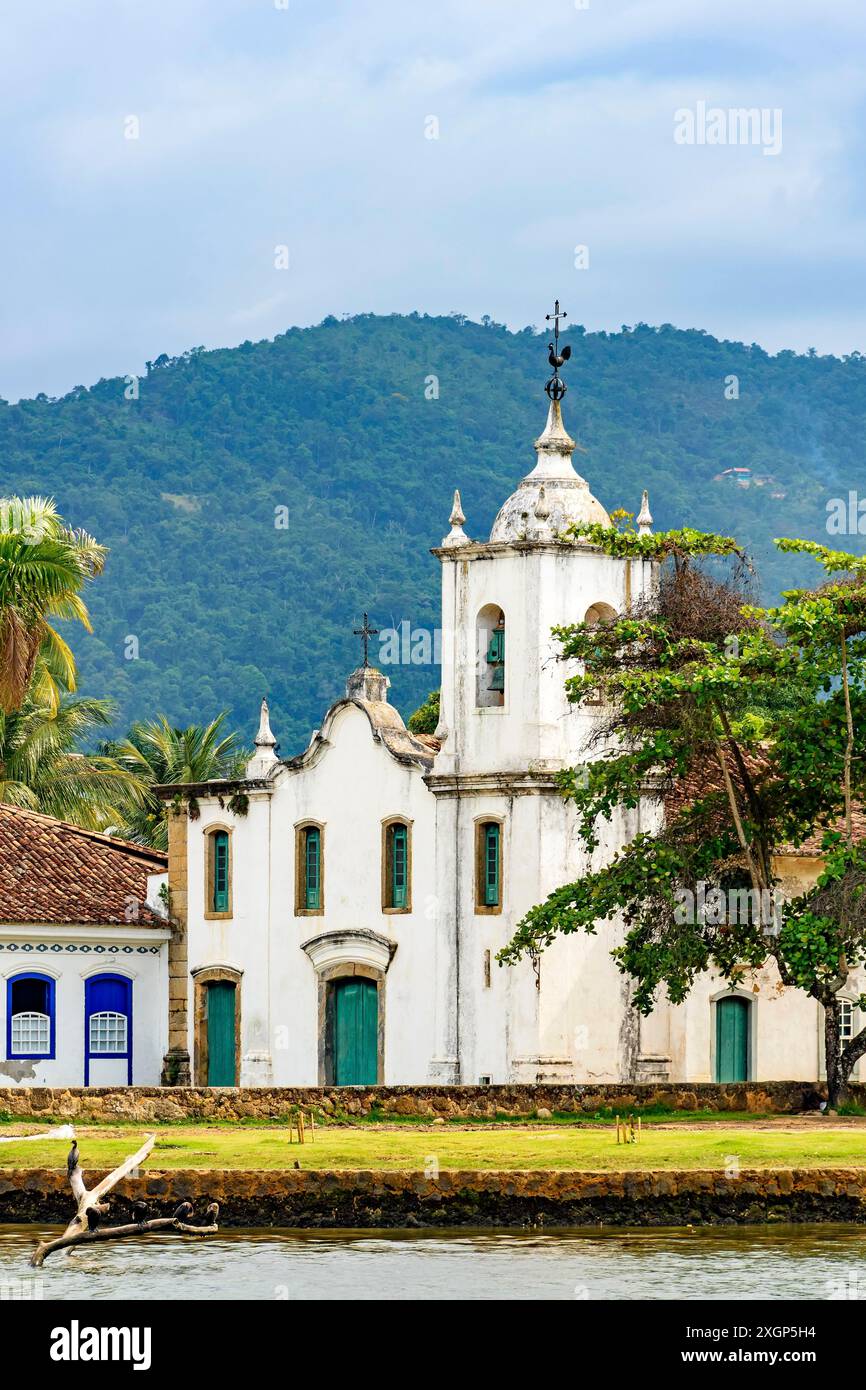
[1,1224,864,1300]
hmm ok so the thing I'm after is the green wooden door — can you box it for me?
[716,996,749,1082]
[206,982,236,1086]
[333,978,378,1085]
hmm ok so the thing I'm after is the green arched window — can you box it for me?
[295,824,324,913]
[383,821,410,911]
[303,827,321,910]
[210,830,230,914]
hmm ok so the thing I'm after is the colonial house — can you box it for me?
[0,804,169,1087]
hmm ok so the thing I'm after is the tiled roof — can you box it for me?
[776,806,866,857]
[665,763,865,857]
[0,804,167,927]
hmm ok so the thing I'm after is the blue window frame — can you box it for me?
[6,973,55,1060]
[85,974,132,1086]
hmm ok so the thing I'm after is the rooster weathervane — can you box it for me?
[545,299,571,401]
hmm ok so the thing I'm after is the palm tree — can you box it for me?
[106,714,247,850]
[0,496,106,713]
[0,694,145,830]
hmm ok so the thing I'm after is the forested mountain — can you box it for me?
[1,313,864,751]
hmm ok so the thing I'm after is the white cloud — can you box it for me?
[1,0,866,398]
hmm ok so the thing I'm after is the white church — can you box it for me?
[152,348,857,1094]
[2,338,858,1091]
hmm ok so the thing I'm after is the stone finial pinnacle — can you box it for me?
[246,696,278,778]
[442,488,470,547]
[637,489,653,535]
[255,697,277,750]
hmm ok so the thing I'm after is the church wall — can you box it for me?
[434,534,663,1086]
[438,546,645,776]
[186,704,439,1085]
[671,963,865,1085]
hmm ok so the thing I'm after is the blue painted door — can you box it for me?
[85,975,132,1086]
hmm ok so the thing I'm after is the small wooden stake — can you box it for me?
[298,1111,305,1145]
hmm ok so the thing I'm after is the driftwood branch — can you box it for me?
[31,1214,219,1266]
[31,1135,220,1267]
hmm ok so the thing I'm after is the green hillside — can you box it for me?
[1,313,863,751]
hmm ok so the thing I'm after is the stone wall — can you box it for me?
[0,1080,851,1122]
[3,1167,866,1227]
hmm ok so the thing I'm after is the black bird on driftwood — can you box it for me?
[173,1201,193,1222]
[205,1202,219,1224]
[66,1140,78,1177]
[86,1207,102,1231]
[132,1200,149,1223]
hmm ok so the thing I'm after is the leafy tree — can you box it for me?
[105,714,247,850]
[408,688,440,734]
[499,519,866,1106]
[0,496,106,714]
[0,691,142,830]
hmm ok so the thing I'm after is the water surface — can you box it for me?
[1,1224,863,1300]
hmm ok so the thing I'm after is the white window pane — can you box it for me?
[11,1011,50,1055]
[89,1011,128,1054]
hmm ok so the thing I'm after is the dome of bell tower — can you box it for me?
[489,397,610,542]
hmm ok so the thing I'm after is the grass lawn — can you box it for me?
[2,1123,866,1172]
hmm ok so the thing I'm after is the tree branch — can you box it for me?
[31,1214,219,1267]
[30,1134,219,1266]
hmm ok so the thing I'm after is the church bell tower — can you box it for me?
[425,302,656,1086]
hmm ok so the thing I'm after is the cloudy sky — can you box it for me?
[1,0,865,400]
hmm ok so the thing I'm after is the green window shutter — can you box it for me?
[212,831,229,912]
[484,824,500,906]
[305,828,321,909]
[390,824,408,908]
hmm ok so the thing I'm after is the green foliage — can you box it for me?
[0,495,106,713]
[407,687,440,734]
[1,315,862,751]
[103,713,247,849]
[500,527,866,1100]
[0,690,143,830]
[499,529,866,1001]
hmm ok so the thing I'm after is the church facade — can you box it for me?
[156,378,862,1093]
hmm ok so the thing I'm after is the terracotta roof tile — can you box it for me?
[776,806,866,857]
[665,761,866,857]
[0,804,167,927]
